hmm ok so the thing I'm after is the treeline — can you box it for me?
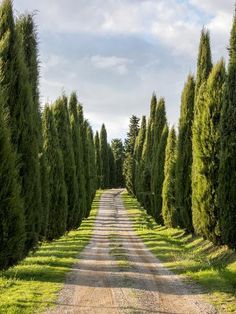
[0,0,98,270]
[124,11,236,249]
[95,124,125,189]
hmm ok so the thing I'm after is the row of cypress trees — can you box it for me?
[0,0,97,270]
[126,11,236,249]
[95,124,125,189]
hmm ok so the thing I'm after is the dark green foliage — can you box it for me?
[152,124,169,224]
[162,127,177,228]
[193,60,225,244]
[0,100,25,270]
[175,75,195,232]
[53,96,80,230]
[39,153,50,239]
[108,144,116,187]
[84,122,96,217]
[140,94,157,211]
[0,0,42,253]
[123,115,140,195]
[42,106,67,240]
[69,92,87,220]
[151,98,168,223]
[100,124,109,189]
[192,28,213,236]
[219,13,236,248]
[94,131,101,188]
[195,29,213,96]
[111,138,125,187]
[134,116,146,201]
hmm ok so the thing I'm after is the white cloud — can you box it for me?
[90,55,132,75]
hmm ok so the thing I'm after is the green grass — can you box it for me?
[0,191,103,314]
[122,191,236,313]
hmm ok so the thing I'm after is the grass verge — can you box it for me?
[122,191,236,313]
[0,190,103,314]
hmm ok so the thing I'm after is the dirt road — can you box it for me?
[48,189,216,314]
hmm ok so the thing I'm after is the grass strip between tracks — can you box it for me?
[0,190,103,314]
[122,191,236,313]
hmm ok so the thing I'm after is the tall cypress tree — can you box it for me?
[53,96,80,230]
[78,104,89,217]
[108,144,116,188]
[69,92,86,222]
[111,139,124,188]
[16,13,49,239]
[134,116,146,201]
[193,60,225,244]
[42,106,67,240]
[100,124,109,189]
[0,0,42,252]
[141,94,157,211]
[175,75,195,232]
[151,98,168,223]
[195,29,213,96]
[219,13,236,249]
[162,127,177,228]
[94,131,101,189]
[0,99,25,270]
[123,115,140,195]
[192,29,212,235]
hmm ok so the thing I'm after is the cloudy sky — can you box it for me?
[14,0,234,140]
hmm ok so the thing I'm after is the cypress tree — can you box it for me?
[69,92,86,222]
[0,0,42,252]
[195,29,213,96]
[192,29,212,235]
[193,60,225,243]
[140,94,157,210]
[123,115,140,195]
[175,75,195,232]
[0,99,25,270]
[219,13,236,248]
[78,104,89,217]
[42,106,67,240]
[94,131,101,189]
[53,96,80,230]
[16,13,49,239]
[108,144,116,188]
[162,127,177,228]
[152,124,169,223]
[151,98,168,223]
[134,116,146,201]
[111,139,125,188]
[100,124,109,189]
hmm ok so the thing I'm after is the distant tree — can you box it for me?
[219,13,236,249]
[42,106,67,240]
[100,124,109,189]
[111,138,125,187]
[94,131,101,189]
[53,96,80,230]
[175,75,195,232]
[162,127,177,228]
[123,115,140,195]
[134,116,146,201]
[108,144,116,188]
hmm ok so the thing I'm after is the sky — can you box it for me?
[14,0,234,140]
